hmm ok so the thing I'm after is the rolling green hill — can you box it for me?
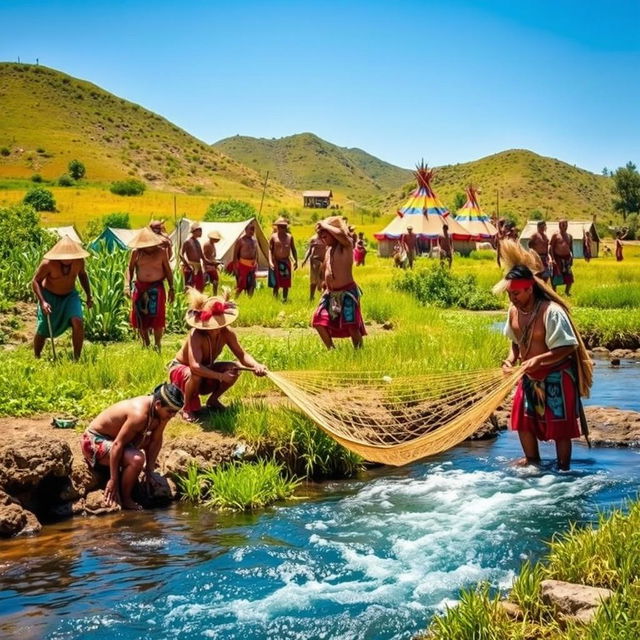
[374,149,615,224]
[214,132,413,202]
[0,62,291,202]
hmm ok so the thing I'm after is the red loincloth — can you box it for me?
[312,281,367,338]
[268,258,292,289]
[510,360,581,441]
[183,265,205,292]
[353,246,366,266]
[130,280,166,330]
[205,267,219,284]
[235,259,257,293]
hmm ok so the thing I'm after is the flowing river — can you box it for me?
[1,361,639,640]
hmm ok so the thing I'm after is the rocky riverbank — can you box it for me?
[2,404,640,538]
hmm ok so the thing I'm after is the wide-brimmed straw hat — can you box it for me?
[128,227,164,250]
[185,296,239,330]
[274,216,289,227]
[44,235,89,260]
[316,216,351,246]
[190,222,202,233]
[208,230,222,241]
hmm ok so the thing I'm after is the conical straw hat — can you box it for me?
[128,227,164,249]
[44,235,89,260]
[208,230,222,241]
[316,216,351,246]
[274,216,289,226]
[185,296,239,330]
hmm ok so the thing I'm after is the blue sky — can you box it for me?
[2,0,639,172]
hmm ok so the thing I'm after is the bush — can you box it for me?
[57,174,74,187]
[68,159,86,180]
[109,179,146,196]
[86,212,131,238]
[23,187,56,212]
[0,147,10,157]
[393,263,501,311]
[204,198,259,223]
[31,174,43,183]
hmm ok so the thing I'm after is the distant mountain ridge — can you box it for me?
[214,132,413,202]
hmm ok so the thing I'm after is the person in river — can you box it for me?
[268,217,298,301]
[168,290,267,421]
[528,220,552,282]
[496,240,592,471]
[126,227,174,350]
[203,230,222,295]
[232,222,259,296]
[550,219,574,295]
[180,222,205,292]
[80,383,184,510]
[300,233,327,301]
[312,216,366,349]
[31,235,93,360]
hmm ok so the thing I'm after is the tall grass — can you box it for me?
[178,460,300,510]
[0,243,46,301]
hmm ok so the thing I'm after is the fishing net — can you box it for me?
[267,367,524,466]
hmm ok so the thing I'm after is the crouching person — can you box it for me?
[169,290,267,422]
[81,383,184,510]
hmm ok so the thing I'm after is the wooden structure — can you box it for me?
[518,221,600,259]
[303,190,332,208]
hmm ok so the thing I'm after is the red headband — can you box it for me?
[507,278,534,291]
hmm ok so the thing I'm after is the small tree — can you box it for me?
[204,199,259,223]
[110,179,146,196]
[68,159,86,180]
[451,192,466,212]
[612,162,640,221]
[23,187,56,212]
[57,174,74,187]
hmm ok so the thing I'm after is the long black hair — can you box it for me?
[505,264,549,300]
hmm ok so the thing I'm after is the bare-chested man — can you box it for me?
[401,226,417,268]
[301,233,327,301]
[528,220,552,282]
[203,230,222,295]
[550,220,574,295]
[32,236,93,360]
[168,291,267,421]
[180,222,205,291]
[583,230,593,262]
[149,220,173,260]
[268,217,298,301]
[126,227,175,349]
[439,224,453,268]
[233,222,259,296]
[80,383,183,510]
[498,243,592,470]
[312,216,366,349]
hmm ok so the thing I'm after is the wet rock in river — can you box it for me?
[541,579,612,624]
[584,407,640,447]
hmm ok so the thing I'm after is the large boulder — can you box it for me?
[0,436,72,492]
[540,579,612,623]
[584,407,640,447]
[0,490,41,537]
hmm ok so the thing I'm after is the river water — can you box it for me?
[1,361,639,640]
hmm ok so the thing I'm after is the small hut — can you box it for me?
[518,221,600,259]
[374,162,472,257]
[88,227,138,251]
[303,190,332,208]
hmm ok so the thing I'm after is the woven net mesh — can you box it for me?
[267,368,524,466]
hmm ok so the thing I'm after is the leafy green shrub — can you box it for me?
[68,159,86,180]
[393,263,501,311]
[109,179,146,196]
[86,212,131,238]
[204,198,259,223]
[57,174,74,187]
[23,187,56,211]
[31,174,43,183]
[0,147,10,157]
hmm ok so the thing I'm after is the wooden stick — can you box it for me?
[45,313,57,362]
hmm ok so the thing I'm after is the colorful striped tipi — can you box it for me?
[374,163,471,250]
[454,185,497,241]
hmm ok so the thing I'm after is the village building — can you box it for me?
[303,190,332,208]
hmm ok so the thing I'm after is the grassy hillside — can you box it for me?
[376,149,615,225]
[0,62,293,203]
[214,132,413,202]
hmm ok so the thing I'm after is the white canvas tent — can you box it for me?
[518,221,600,259]
[170,218,270,270]
[47,225,83,245]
